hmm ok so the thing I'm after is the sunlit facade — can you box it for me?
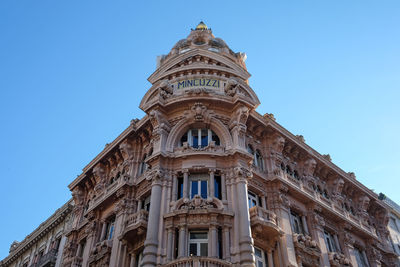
[2,22,399,267]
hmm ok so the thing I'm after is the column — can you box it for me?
[209,169,215,198]
[312,214,330,267]
[55,235,67,267]
[137,200,142,212]
[130,253,137,267]
[221,173,227,201]
[142,178,163,267]
[171,173,177,202]
[178,226,186,258]
[208,129,212,145]
[209,225,217,257]
[274,193,297,267]
[261,195,267,209]
[81,222,96,267]
[267,249,274,267]
[110,204,128,267]
[235,171,255,266]
[183,170,189,199]
[301,216,309,236]
[222,227,230,260]
[166,228,174,261]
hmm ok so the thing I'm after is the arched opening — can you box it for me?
[179,128,221,148]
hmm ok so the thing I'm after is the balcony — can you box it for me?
[88,240,112,266]
[70,256,82,267]
[164,257,232,267]
[292,233,320,266]
[249,206,281,238]
[328,252,351,266]
[121,210,149,240]
[37,249,58,267]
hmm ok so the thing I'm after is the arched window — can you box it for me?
[180,128,220,148]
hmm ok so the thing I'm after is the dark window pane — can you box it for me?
[200,243,208,256]
[180,132,188,145]
[191,181,198,198]
[190,232,207,239]
[177,177,183,199]
[192,130,198,148]
[201,180,208,198]
[189,243,197,256]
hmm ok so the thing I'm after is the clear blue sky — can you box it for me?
[1,0,399,259]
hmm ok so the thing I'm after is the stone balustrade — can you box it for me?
[71,256,82,267]
[37,249,58,267]
[249,206,281,238]
[164,257,232,267]
[328,252,351,266]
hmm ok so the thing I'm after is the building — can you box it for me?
[2,22,399,267]
[379,193,400,264]
[0,200,73,267]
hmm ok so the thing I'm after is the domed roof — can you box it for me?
[195,21,208,30]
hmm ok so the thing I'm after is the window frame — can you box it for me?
[188,231,209,257]
[248,191,259,208]
[323,230,339,253]
[181,128,220,148]
[190,174,208,199]
[254,246,266,267]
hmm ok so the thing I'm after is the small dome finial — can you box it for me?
[195,21,208,30]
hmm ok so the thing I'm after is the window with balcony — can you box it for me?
[354,247,368,267]
[248,191,261,208]
[290,211,305,235]
[189,231,208,257]
[324,230,339,253]
[254,247,267,267]
[180,128,220,148]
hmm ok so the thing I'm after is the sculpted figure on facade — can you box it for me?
[224,78,239,97]
[303,158,317,188]
[158,79,173,99]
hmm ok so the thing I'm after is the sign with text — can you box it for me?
[174,78,221,90]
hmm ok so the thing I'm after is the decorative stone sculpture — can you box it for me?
[159,80,173,99]
[224,78,239,97]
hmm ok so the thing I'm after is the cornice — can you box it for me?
[1,199,74,265]
[250,111,385,207]
[68,116,149,189]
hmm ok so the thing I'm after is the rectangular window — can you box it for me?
[190,174,208,199]
[177,177,183,199]
[324,230,338,252]
[189,232,208,257]
[142,195,151,211]
[106,217,116,240]
[290,211,304,235]
[248,191,258,208]
[215,175,222,199]
[79,239,86,257]
[254,247,266,267]
[354,247,368,267]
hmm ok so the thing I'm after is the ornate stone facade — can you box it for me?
[2,22,400,267]
[0,201,73,267]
